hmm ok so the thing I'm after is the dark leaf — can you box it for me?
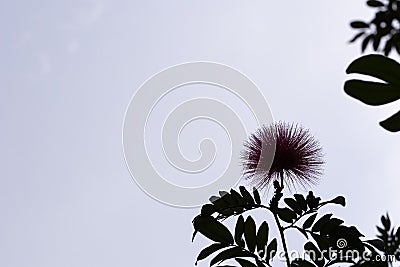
[381,214,391,230]
[235,215,246,247]
[312,214,333,233]
[304,241,325,267]
[220,191,238,206]
[219,191,229,197]
[196,243,228,265]
[344,80,400,106]
[351,21,370,28]
[362,34,374,52]
[331,225,364,251]
[277,208,297,223]
[346,54,400,85]
[212,193,235,217]
[236,258,258,267]
[210,196,220,203]
[373,34,382,51]
[367,0,385,7]
[320,218,344,234]
[377,226,386,236]
[365,239,385,251]
[244,216,257,252]
[230,189,245,205]
[384,41,393,56]
[266,238,278,261]
[303,213,318,229]
[294,194,307,212]
[384,35,396,56]
[210,247,255,266]
[311,233,330,254]
[240,186,255,205]
[193,215,234,244]
[306,192,321,209]
[325,196,346,207]
[349,32,365,43]
[192,230,198,242]
[380,110,400,132]
[217,208,234,218]
[230,189,246,213]
[202,204,216,216]
[284,197,302,215]
[256,221,269,257]
[253,188,261,205]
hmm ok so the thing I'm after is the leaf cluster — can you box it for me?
[350,0,400,56]
[191,187,370,267]
[344,54,400,132]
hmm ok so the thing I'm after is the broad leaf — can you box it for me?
[312,214,333,232]
[325,196,346,207]
[366,0,385,7]
[210,247,254,266]
[193,215,234,244]
[240,186,255,205]
[320,218,344,234]
[380,110,400,132]
[294,194,307,212]
[365,239,384,251]
[196,243,228,265]
[201,204,216,216]
[344,80,400,106]
[244,216,257,252]
[362,34,374,52]
[303,213,318,230]
[235,215,245,247]
[253,188,261,205]
[266,238,277,261]
[256,221,269,257]
[277,208,297,223]
[284,197,302,215]
[346,54,400,86]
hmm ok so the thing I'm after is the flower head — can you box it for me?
[241,122,324,190]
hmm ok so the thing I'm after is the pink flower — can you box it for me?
[241,122,324,190]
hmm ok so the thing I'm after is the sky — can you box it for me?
[1,1,400,267]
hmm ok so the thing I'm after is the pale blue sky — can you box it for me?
[1,1,399,266]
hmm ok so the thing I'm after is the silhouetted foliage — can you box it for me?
[191,123,399,266]
[192,185,399,267]
[347,1,400,132]
[344,54,400,132]
[192,184,400,267]
[350,0,400,55]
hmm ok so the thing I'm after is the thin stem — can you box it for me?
[274,173,291,267]
[282,202,330,231]
[273,212,291,267]
[283,209,317,231]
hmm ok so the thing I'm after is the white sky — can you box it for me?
[1,1,400,266]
